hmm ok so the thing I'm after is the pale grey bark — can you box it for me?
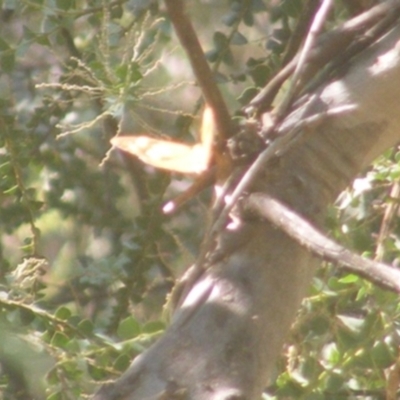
[93,23,400,400]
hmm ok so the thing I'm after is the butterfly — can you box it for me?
[111,106,215,174]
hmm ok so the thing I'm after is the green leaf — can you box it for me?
[347,348,373,368]
[298,357,322,383]
[249,64,271,87]
[370,340,395,368]
[88,364,108,380]
[55,306,71,320]
[243,8,254,26]
[117,316,141,340]
[46,367,59,385]
[113,353,130,372]
[251,0,267,13]
[231,32,248,45]
[237,87,258,105]
[323,342,341,366]
[337,315,364,334]
[338,274,359,284]
[130,63,143,83]
[51,331,69,349]
[213,31,229,51]
[305,315,330,337]
[324,372,345,392]
[116,62,143,84]
[222,11,239,27]
[41,15,59,34]
[205,49,219,63]
[78,319,94,335]
[230,0,242,13]
[66,338,80,352]
[336,327,359,351]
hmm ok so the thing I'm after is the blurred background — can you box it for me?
[0,1,399,399]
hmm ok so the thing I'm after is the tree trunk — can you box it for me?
[93,24,400,400]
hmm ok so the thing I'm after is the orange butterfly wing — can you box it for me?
[111,106,216,174]
[111,136,210,174]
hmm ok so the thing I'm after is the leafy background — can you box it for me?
[0,0,399,399]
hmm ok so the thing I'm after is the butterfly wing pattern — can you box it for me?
[111,106,215,174]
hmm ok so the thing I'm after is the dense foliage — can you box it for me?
[0,1,399,399]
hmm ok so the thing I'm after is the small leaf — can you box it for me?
[337,315,364,334]
[41,15,58,34]
[231,32,248,45]
[230,1,242,13]
[324,372,345,392]
[117,316,141,340]
[78,319,94,335]
[222,48,237,66]
[51,332,69,349]
[243,8,254,26]
[213,31,229,51]
[338,274,359,284]
[251,0,267,13]
[249,64,271,87]
[222,11,239,27]
[55,306,71,320]
[88,364,107,380]
[237,87,258,105]
[371,340,395,368]
[46,367,59,385]
[205,49,218,63]
[113,354,130,372]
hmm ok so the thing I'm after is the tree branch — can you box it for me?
[274,0,334,120]
[244,192,400,293]
[164,0,232,142]
[246,0,400,115]
[281,0,321,66]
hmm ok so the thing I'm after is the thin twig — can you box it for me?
[274,0,333,120]
[281,0,321,66]
[245,193,400,293]
[164,0,232,142]
[162,168,216,214]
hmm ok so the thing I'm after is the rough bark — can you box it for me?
[93,24,400,400]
